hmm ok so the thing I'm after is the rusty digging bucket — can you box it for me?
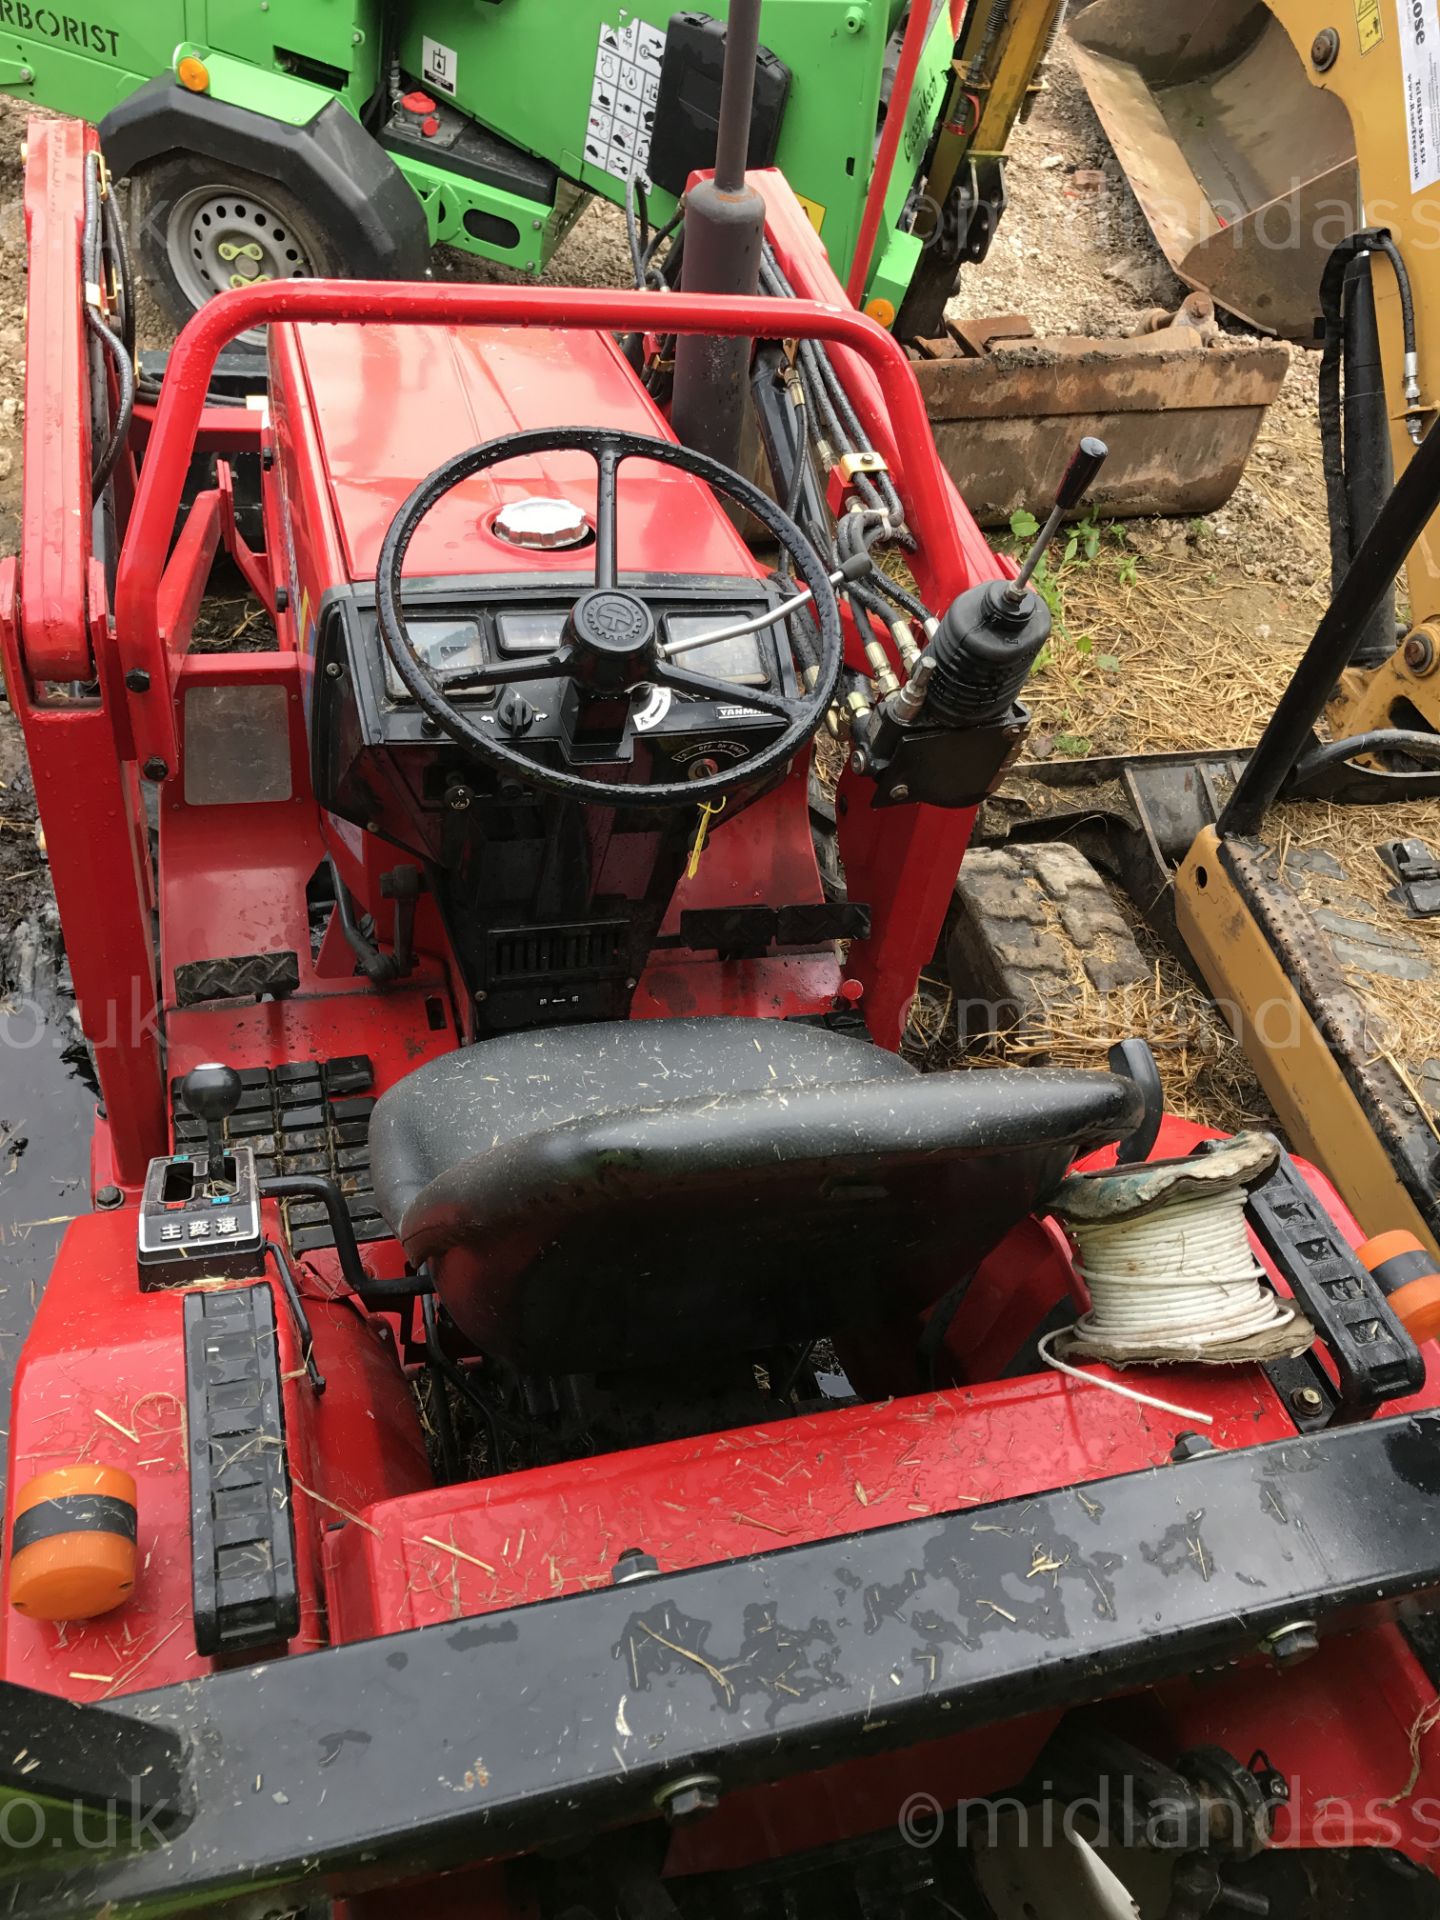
[1067,0,1358,339]
[912,309,1291,525]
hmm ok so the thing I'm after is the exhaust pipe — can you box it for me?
[670,0,767,469]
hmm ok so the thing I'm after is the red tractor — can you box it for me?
[6,59,1440,1920]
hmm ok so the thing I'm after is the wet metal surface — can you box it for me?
[0,920,95,1470]
[14,1411,1440,1916]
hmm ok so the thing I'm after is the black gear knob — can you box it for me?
[182,1063,242,1183]
[182,1062,242,1124]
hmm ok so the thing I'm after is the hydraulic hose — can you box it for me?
[85,306,135,502]
[1318,233,1398,664]
[81,149,136,503]
[760,243,910,537]
[100,163,135,362]
[624,169,651,290]
[1222,365,1440,836]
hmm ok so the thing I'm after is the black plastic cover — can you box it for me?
[647,12,791,195]
[100,83,428,281]
[1245,1142,1425,1418]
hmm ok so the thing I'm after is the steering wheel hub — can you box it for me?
[566,588,658,692]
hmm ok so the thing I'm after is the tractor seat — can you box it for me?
[369,1018,1143,1372]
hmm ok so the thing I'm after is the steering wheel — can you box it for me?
[375,426,845,808]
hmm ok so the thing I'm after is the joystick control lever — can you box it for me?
[1005,437,1110,607]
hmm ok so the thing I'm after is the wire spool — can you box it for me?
[1050,1133,1315,1375]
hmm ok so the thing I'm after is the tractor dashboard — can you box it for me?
[277,316,830,1033]
[313,570,798,847]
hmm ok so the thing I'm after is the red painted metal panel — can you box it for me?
[634,762,843,1020]
[130,397,266,461]
[18,118,93,684]
[834,769,978,1050]
[295,319,755,587]
[266,319,352,632]
[6,121,168,1179]
[0,1212,430,1701]
[330,1372,1293,1638]
[155,486,222,657]
[0,625,167,1185]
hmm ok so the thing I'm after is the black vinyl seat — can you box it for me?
[370,1018,1143,1372]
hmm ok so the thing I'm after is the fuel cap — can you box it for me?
[493,498,592,551]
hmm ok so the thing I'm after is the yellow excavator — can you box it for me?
[1071,0,1440,736]
[959,1,1440,1262]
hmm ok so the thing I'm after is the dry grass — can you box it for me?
[1027,547,1322,759]
[909,943,1271,1137]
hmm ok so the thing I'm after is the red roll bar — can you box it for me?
[114,279,969,774]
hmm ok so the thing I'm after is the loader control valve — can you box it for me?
[925,437,1110,727]
[1006,436,1110,607]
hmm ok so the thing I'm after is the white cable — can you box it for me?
[1037,1180,1305,1424]
[1068,1187,1299,1356]
[1036,1329,1215,1425]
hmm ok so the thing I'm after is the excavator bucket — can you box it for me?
[1068,0,1358,338]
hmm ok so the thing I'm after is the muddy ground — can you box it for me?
[0,99,41,914]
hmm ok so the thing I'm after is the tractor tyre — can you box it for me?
[128,153,348,335]
[945,842,1148,1060]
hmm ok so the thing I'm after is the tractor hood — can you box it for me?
[281,318,760,588]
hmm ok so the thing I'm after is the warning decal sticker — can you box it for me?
[794,194,826,235]
[1398,0,1440,189]
[586,14,666,185]
[422,34,457,96]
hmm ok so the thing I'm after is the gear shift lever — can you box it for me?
[139,1060,263,1282]
[181,1062,242,1187]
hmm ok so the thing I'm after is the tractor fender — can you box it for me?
[98,77,429,282]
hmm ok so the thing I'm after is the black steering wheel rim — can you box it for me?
[374,425,844,807]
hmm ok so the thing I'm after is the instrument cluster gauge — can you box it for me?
[495,611,568,654]
[661,615,769,686]
[381,618,486,703]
